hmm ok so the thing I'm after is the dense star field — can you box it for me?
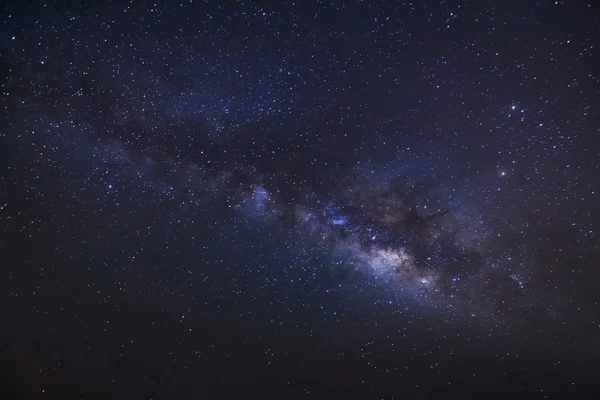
[1,1,599,397]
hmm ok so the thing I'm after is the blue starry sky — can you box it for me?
[1,1,599,397]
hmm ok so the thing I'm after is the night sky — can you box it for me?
[1,1,600,398]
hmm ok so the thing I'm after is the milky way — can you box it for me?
[14,108,579,327]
